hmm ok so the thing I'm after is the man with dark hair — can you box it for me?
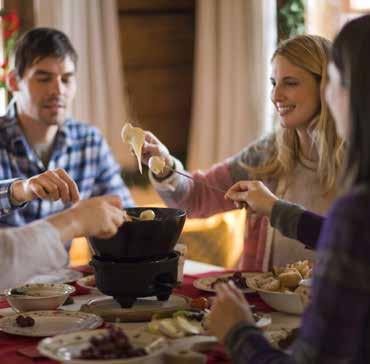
[0,27,134,228]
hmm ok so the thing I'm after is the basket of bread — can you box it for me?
[246,260,312,315]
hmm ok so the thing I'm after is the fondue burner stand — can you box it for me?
[90,251,179,308]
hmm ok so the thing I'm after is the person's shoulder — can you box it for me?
[238,133,276,167]
[330,185,370,221]
[64,119,104,141]
[0,113,16,131]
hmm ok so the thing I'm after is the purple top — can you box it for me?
[225,186,370,363]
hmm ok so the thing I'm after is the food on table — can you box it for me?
[175,315,203,335]
[16,315,35,327]
[148,156,166,175]
[210,271,249,290]
[252,260,312,293]
[78,325,146,360]
[62,296,74,305]
[294,283,311,306]
[139,209,156,221]
[10,288,26,295]
[9,287,52,297]
[148,309,206,339]
[121,123,145,174]
[190,296,210,310]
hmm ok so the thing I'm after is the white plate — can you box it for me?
[76,275,101,294]
[38,328,167,363]
[0,310,103,337]
[26,269,83,285]
[193,272,257,293]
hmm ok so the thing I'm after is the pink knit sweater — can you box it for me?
[151,135,333,271]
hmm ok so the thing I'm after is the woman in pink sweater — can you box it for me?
[142,35,343,271]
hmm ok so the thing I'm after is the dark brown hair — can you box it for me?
[13,27,78,78]
[332,15,370,187]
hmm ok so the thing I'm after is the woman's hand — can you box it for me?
[225,180,278,218]
[141,131,174,178]
[208,282,255,343]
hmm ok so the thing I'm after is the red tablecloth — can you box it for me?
[0,268,271,364]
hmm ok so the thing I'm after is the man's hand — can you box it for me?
[208,282,255,342]
[69,195,126,239]
[225,180,278,218]
[11,168,80,204]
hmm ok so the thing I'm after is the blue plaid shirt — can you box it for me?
[0,103,134,226]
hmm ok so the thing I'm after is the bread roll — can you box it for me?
[278,269,302,289]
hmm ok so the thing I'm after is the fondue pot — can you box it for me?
[89,207,186,260]
[89,207,186,308]
[90,251,179,308]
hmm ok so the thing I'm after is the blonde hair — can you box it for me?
[249,35,344,193]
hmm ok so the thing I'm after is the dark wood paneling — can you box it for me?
[125,66,193,117]
[138,115,190,157]
[118,0,195,164]
[119,14,194,67]
[118,0,195,12]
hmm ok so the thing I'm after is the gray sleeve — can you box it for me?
[0,221,68,290]
[270,199,305,240]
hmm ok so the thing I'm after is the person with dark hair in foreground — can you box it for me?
[208,14,370,364]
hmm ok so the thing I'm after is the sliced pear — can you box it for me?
[175,316,203,335]
[158,318,185,338]
[147,320,161,335]
[121,123,145,174]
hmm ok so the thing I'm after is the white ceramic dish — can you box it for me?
[0,310,103,337]
[193,272,256,293]
[26,268,83,284]
[38,328,167,363]
[4,283,76,312]
[246,275,307,315]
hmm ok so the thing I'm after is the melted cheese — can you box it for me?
[148,156,166,175]
[121,123,145,173]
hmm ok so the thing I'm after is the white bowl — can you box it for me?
[247,276,309,315]
[4,283,75,312]
[256,290,304,315]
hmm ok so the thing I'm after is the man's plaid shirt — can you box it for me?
[0,103,134,226]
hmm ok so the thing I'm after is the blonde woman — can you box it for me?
[141,35,344,271]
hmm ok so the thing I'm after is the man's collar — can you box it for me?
[6,100,73,148]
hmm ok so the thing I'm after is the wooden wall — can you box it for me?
[117,0,195,163]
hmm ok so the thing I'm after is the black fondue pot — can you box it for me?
[91,251,179,308]
[89,207,186,260]
[89,207,186,308]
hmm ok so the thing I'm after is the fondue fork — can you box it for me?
[167,167,227,194]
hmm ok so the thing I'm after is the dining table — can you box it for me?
[0,259,301,364]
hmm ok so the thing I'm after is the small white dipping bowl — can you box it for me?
[4,283,75,312]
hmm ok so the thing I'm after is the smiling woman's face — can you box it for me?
[325,62,350,140]
[270,55,321,130]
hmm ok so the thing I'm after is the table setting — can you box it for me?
[0,207,302,364]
